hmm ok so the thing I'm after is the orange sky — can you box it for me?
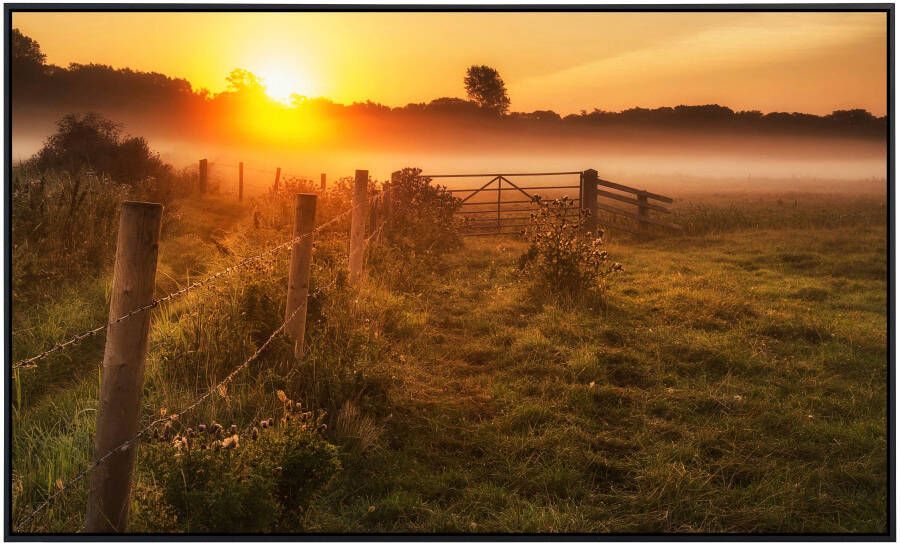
[12,11,888,115]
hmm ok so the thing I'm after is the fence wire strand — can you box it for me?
[13,203,358,371]
[13,180,388,531]
[14,302,306,532]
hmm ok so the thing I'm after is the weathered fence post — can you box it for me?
[320,173,326,191]
[580,169,598,234]
[348,169,368,283]
[199,159,208,194]
[387,171,399,226]
[85,202,163,533]
[238,162,244,202]
[273,167,282,193]
[637,191,649,234]
[285,194,317,357]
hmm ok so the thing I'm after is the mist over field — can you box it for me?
[12,109,887,199]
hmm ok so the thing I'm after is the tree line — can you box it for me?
[12,28,886,140]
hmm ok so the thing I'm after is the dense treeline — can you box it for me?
[12,28,886,142]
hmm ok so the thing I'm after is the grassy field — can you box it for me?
[11,190,888,534]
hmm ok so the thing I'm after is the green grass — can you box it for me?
[11,191,888,534]
[303,222,887,533]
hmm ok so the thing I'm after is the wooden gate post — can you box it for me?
[580,169,598,234]
[85,202,163,533]
[320,173,326,191]
[199,159,208,194]
[238,162,244,202]
[348,169,368,283]
[285,194,317,357]
[273,167,282,193]
[637,191,649,234]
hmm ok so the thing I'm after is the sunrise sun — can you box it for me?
[256,66,307,105]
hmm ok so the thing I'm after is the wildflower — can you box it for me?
[260,419,270,429]
[222,435,239,449]
[198,423,207,433]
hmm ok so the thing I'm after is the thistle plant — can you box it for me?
[519,197,623,300]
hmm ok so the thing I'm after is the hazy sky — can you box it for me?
[13,11,888,115]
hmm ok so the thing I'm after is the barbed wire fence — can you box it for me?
[12,165,396,533]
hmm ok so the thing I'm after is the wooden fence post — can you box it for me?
[637,191,649,234]
[285,194,317,357]
[580,169,598,234]
[199,159,208,194]
[85,202,163,533]
[383,171,398,236]
[348,169,368,282]
[273,167,282,193]
[238,162,244,202]
[320,173,326,191]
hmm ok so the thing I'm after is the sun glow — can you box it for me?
[256,66,308,105]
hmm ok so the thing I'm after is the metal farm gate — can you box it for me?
[420,170,680,236]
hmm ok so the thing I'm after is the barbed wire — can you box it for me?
[14,183,394,530]
[13,302,306,533]
[13,203,359,371]
[364,220,387,246]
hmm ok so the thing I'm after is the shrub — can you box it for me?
[26,113,174,189]
[383,168,461,254]
[143,392,341,532]
[12,114,186,301]
[519,197,623,300]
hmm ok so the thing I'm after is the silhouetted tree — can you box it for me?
[11,28,47,96]
[29,113,172,185]
[12,28,46,73]
[464,65,511,115]
[226,68,265,94]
